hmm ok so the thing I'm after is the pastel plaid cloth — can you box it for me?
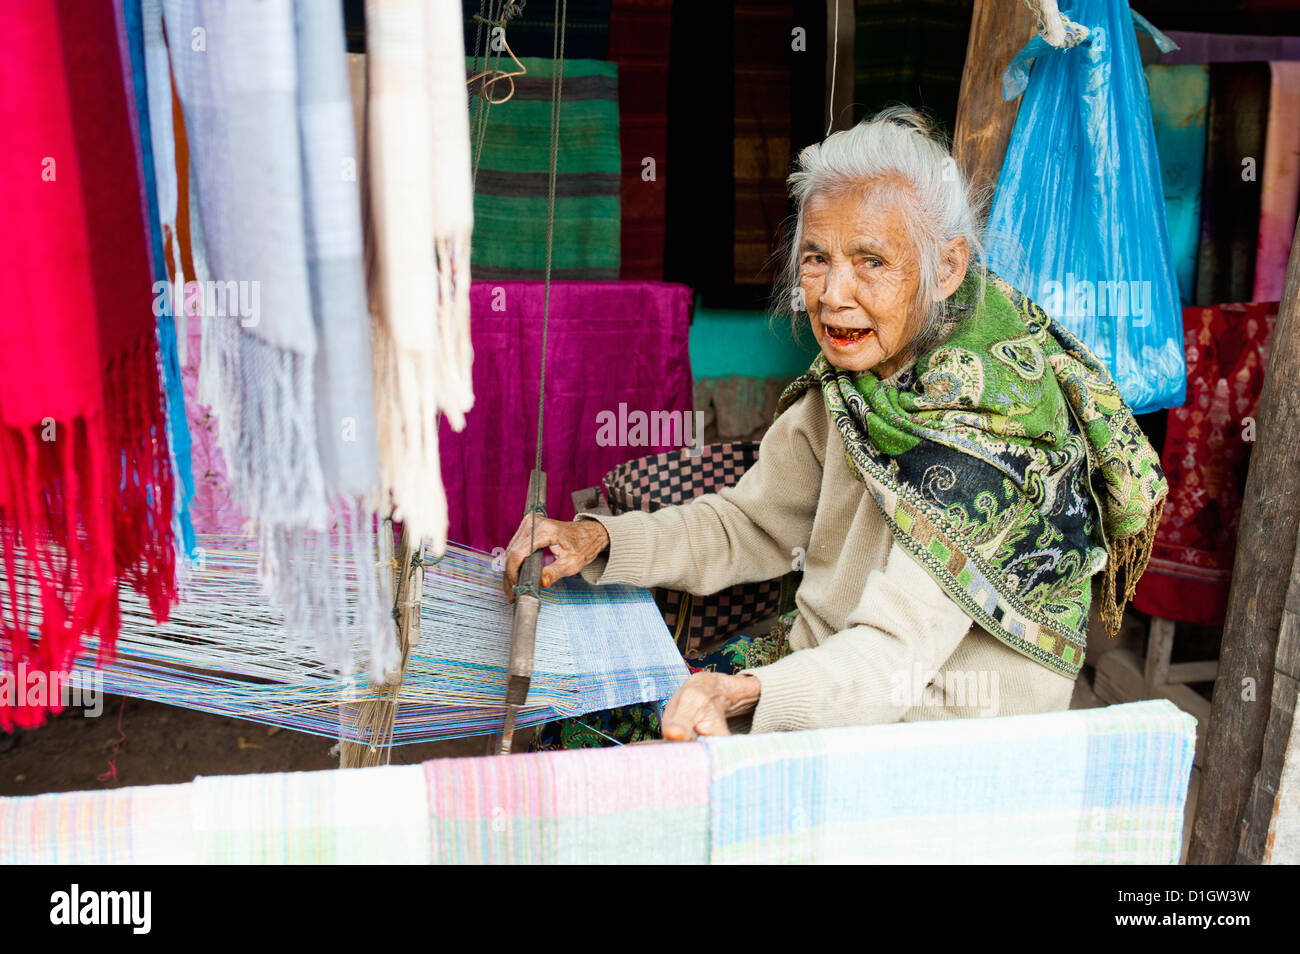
[1,702,1193,864]
[703,700,1196,864]
[425,742,710,864]
[0,783,194,864]
[192,764,428,864]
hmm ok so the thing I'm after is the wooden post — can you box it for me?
[951,0,1036,200]
[1243,527,1300,861]
[339,521,423,769]
[1190,217,1300,863]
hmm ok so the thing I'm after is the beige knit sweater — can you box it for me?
[578,388,1075,733]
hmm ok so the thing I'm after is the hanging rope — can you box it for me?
[1021,0,1089,48]
[494,0,566,756]
[469,1,530,187]
[523,0,566,582]
[826,0,839,136]
[466,14,527,107]
[469,0,501,185]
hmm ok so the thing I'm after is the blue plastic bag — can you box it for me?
[984,1,1186,414]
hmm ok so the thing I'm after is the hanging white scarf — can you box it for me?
[365,0,475,556]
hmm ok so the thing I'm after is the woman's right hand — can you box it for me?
[502,516,611,602]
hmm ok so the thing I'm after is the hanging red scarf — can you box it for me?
[0,1,176,730]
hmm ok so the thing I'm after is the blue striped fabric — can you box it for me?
[704,700,1196,864]
[120,0,197,559]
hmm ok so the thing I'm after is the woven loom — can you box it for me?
[79,537,688,744]
[0,701,1197,865]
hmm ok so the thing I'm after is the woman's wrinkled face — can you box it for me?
[798,180,926,377]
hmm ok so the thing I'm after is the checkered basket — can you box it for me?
[602,442,795,655]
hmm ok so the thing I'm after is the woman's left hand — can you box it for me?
[661,672,762,741]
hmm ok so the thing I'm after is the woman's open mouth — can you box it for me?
[823,324,875,347]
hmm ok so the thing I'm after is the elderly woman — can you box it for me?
[504,108,1166,745]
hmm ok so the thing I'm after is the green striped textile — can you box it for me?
[470,57,621,279]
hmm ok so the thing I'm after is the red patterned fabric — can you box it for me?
[0,1,175,729]
[1134,301,1278,626]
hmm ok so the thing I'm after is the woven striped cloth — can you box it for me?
[192,764,429,864]
[425,743,710,863]
[704,700,1195,864]
[470,57,621,280]
[1,702,1194,864]
[0,783,194,865]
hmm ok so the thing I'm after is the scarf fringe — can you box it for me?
[259,496,397,682]
[373,230,473,556]
[0,418,118,731]
[433,233,474,431]
[1099,493,1166,637]
[376,324,448,554]
[104,334,178,626]
[202,318,328,531]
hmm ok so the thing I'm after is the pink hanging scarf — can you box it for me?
[0,1,176,729]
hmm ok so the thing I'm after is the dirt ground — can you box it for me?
[0,695,506,796]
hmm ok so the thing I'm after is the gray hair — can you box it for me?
[774,106,987,356]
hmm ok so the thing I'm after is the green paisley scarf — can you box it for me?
[777,268,1167,678]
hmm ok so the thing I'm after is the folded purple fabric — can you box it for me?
[440,281,695,552]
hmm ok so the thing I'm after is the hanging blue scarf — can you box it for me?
[120,0,197,559]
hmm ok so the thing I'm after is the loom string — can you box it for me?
[469,1,521,186]
[495,0,565,751]
[466,10,526,105]
[826,0,839,136]
[469,0,493,184]
[523,0,566,587]
[63,535,687,744]
[573,719,625,747]
[469,0,488,102]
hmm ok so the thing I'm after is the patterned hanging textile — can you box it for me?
[1134,302,1278,626]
